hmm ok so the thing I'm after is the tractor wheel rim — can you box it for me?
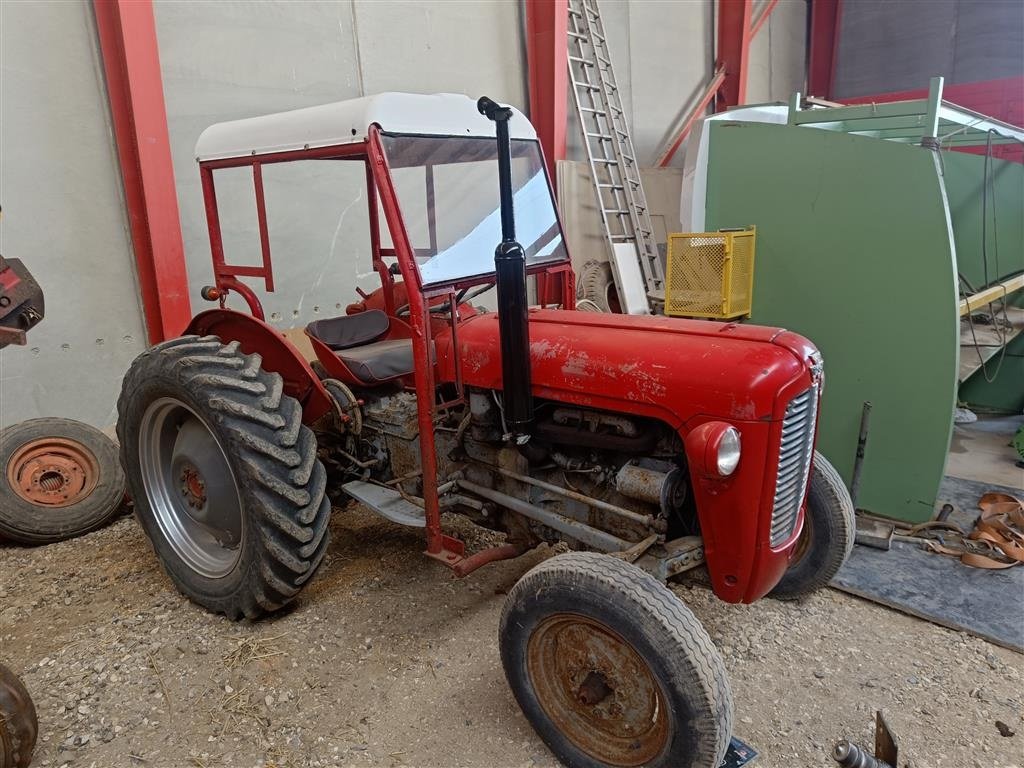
[6,437,99,508]
[139,398,243,579]
[791,507,814,564]
[527,613,670,766]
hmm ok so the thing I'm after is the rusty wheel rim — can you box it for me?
[6,437,100,508]
[527,613,670,766]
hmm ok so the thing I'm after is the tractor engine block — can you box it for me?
[354,388,693,551]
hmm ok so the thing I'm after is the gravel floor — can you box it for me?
[1,508,1021,768]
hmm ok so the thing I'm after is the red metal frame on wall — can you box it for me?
[94,0,191,344]
[715,0,753,111]
[525,0,568,188]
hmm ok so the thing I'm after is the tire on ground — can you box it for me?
[770,450,855,600]
[0,662,37,768]
[0,418,126,545]
[500,551,733,768]
[116,335,330,620]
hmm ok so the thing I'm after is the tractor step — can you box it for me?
[342,480,425,528]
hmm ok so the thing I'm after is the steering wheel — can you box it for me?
[395,285,491,318]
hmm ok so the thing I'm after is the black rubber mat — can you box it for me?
[832,476,1024,653]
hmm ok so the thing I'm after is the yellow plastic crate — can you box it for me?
[664,227,756,319]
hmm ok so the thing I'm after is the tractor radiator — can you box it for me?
[770,384,819,547]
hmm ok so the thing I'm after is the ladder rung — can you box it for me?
[597,183,624,190]
[569,56,594,66]
[585,132,612,140]
[580,107,606,115]
[593,158,619,164]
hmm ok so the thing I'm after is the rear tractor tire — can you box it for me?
[500,551,733,768]
[770,450,855,600]
[0,662,37,768]
[117,336,330,620]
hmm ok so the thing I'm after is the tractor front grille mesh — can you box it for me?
[770,384,819,547]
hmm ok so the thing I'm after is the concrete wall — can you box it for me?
[0,0,806,430]
[0,0,149,430]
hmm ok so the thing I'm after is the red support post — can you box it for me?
[656,68,726,166]
[525,0,568,187]
[94,0,191,344]
[715,0,753,111]
[807,0,841,99]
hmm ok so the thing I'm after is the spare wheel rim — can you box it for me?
[6,437,100,508]
[139,398,244,579]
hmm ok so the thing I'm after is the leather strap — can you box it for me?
[920,492,1024,569]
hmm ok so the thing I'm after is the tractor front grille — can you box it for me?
[770,384,819,547]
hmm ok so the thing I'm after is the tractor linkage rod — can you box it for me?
[471,460,667,533]
[456,477,631,552]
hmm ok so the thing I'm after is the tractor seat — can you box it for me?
[336,338,433,385]
[306,310,389,350]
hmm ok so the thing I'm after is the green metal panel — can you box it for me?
[704,122,959,522]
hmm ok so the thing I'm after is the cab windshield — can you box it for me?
[380,134,569,287]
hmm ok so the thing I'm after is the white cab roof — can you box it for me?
[195,92,536,162]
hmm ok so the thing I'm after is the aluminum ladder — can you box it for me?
[567,0,664,313]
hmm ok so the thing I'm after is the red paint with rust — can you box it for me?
[190,123,820,601]
[435,309,820,603]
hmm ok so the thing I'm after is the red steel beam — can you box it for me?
[749,0,780,40]
[525,0,568,187]
[94,0,191,344]
[807,0,841,99]
[656,68,726,166]
[715,0,753,111]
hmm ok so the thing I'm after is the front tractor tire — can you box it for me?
[500,552,732,768]
[770,450,855,600]
[117,336,330,620]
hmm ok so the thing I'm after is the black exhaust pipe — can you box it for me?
[478,96,533,440]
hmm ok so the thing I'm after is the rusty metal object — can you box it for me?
[849,401,872,509]
[614,461,686,517]
[635,536,706,580]
[534,410,659,453]
[854,516,894,551]
[0,663,38,768]
[456,477,630,552]
[479,461,665,532]
[5,437,99,508]
[526,613,669,766]
[833,711,898,768]
[451,542,528,577]
[0,256,44,349]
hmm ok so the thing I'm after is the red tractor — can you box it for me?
[117,93,854,768]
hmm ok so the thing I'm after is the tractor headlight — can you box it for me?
[716,427,741,476]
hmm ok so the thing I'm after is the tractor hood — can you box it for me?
[436,308,818,428]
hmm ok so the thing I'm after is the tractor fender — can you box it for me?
[185,309,333,424]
